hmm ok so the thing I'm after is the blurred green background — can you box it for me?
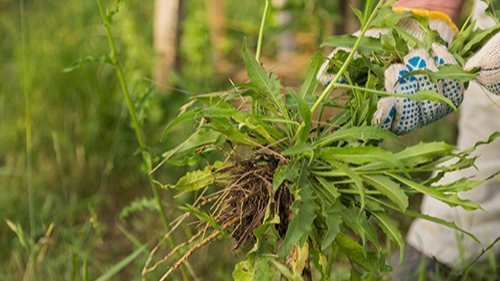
[0,0,467,280]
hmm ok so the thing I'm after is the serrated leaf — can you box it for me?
[119,197,158,220]
[388,172,481,211]
[460,23,500,57]
[281,142,314,157]
[449,20,475,54]
[465,131,500,153]
[320,146,408,176]
[320,202,342,250]
[179,204,223,233]
[299,53,323,98]
[315,126,400,147]
[362,175,408,211]
[63,55,112,72]
[316,177,340,200]
[370,5,409,28]
[288,88,311,142]
[272,261,301,281]
[166,161,230,191]
[321,35,385,55]
[161,109,200,140]
[162,129,222,159]
[394,141,455,167]
[401,205,480,243]
[273,159,300,191]
[399,65,478,84]
[335,232,384,272]
[328,160,366,211]
[340,206,379,252]
[205,118,257,147]
[242,40,288,118]
[370,211,405,263]
[279,183,318,257]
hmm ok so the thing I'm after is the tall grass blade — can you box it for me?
[94,245,146,281]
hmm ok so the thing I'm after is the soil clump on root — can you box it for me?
[217,153,295,249]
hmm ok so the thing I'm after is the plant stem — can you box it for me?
[95,0,169,233]
[255,0,270,62]
[20,0,35,239]
[310,0,385,114]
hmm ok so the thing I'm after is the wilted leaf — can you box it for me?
[233,258,274,281]
[165,161,230,191]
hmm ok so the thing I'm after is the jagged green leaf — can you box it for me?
[335,232,387,272]
[399,65,478,84]
[119,197,158,219]
[273,159,300,191]
[279,164,318,257]
[370,211,405,263]
[314,126,399,147]
[242,40,288,118]
[394,141,456,167]
[320,201,343,250]
[161,109,200,140]
[388,172,482,211]
[362,175,408,211]
[321,35,385,55]
[320,146,409,176]
[162,129,222,159]
[299,52,323,98]
[288,88,311,142]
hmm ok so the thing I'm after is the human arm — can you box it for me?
[392,0,466,22]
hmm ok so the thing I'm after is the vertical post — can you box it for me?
[153,0,180,90]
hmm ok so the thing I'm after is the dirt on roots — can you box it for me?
[216,153,295,249]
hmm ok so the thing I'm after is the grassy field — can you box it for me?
[2,0,497,280]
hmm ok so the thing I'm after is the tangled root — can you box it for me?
[216,153,295,249]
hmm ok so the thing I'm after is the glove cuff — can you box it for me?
[392,7,459,33]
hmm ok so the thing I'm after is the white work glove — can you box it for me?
[465,32,500,95]
[373,43,464,134]
[317,8,465,135]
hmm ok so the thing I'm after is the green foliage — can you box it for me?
[158,1,500,279]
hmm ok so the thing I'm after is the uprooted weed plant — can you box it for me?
[148,0,500,280]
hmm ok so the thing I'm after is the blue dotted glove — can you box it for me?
[372,44,465,135]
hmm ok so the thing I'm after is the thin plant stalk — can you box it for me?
[255,0,270,62]
[310,0,386,114]
[20,0,35,239]
[95,2,191,279]
[95,0,169,234]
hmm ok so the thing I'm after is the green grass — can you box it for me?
[1,0,498,280]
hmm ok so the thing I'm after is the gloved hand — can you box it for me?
[317,8,464,135]
[465,32,500,96]
[373,43,464,134]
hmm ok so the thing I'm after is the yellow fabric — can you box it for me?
[392,7,459,33]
